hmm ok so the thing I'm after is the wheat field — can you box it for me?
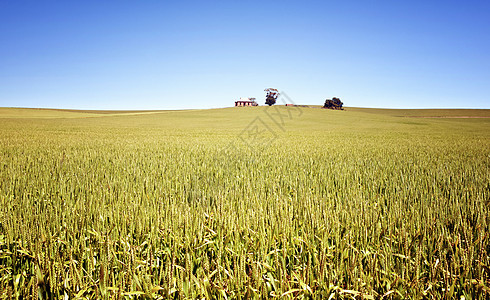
[0,106,489,299]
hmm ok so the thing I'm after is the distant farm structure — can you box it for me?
[235,97,258,107]
[323,97,343,110]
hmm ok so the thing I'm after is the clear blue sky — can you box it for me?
[1,0,489,109]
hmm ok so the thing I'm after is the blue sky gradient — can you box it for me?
[1,1,489,109]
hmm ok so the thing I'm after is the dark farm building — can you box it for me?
[235,97,258,107]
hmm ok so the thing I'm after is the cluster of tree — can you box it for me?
[323,97,343,110]
[264,88,279,106]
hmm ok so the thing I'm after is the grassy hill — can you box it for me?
[346,107,490,118]
[0,106,489,298]
[1,106,489,131]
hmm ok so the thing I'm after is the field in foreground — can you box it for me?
[0,106,489,299]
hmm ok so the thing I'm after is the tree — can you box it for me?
[264,88,279,106]
[323,97,343,110]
